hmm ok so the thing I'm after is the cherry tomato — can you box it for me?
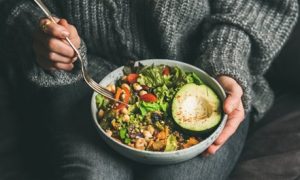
[140,93,157,102]
[127,73,139,84]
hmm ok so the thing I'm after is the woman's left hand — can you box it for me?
[205,75,245,155]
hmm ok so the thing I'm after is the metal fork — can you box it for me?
[34,0,127,105]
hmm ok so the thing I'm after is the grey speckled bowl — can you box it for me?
[91,59,227,165]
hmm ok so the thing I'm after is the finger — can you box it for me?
[202,102,245,156]
[46,37,76,58]
[58,18,69,28]
[214,102,245,146]
[53,62,74,71]
[58,19,77,38]
[224,90,242,114]
[58,19,81,49]
[39,18,70,38]
[48,52,74,64]
[205,103,244,155]
[206,144,219,155]
[223,83,243,114]
[34,26,76,58]
[34,40,75,64]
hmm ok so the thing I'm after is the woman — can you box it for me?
[0,0,298,179]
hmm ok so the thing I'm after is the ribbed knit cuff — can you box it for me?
[195,25,252,112]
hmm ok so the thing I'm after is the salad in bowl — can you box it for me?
[91,59,227,164]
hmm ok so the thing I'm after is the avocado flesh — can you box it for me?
[172,83,221,132]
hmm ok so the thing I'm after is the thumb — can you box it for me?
[217,76,243,114]
[224,92,241,114]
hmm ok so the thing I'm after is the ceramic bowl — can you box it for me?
[91,59,227,165]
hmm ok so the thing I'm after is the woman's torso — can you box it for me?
[57,0,210,65]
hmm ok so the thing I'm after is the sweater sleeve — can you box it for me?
[1,1,117,87]
[195,0,298,112]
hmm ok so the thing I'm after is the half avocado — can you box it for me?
[172,83,222,133]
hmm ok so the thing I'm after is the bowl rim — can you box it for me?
[91,59,228,155]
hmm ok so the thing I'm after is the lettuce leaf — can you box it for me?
[137,101,168,116]
[186,72,203,85]
[138,101,161,116]
[137,65,171,88]
[95,94,109,108]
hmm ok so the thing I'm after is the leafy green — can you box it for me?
[122,61,145,75]
[186,72,203,85]
[124,138,131,144]
[191,72,203,85]
[137,100,169,117]
[170,67,203,87]
[95,94,109,108]
[137,65,171,88]
[119,128,127,139]
[95,94,104,108]
[159,100,168,112]
[154,84,176,102]
[171,66,187,87]
[138,101,161,116]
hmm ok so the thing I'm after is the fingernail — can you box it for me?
[62,31,70,37]
[72,56,78,62]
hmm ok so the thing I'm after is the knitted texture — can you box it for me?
[0,0,298,120]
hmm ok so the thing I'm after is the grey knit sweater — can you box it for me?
[1,0,298,121]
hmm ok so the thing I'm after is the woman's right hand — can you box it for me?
[33,18,81,71]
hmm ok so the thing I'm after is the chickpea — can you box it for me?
[106,84,116,93]
[143,130,152,139]
[121,75,127,81]
[139,90,147,96]
[147,125,155,135]
[133,83,142,91]
[123,114,130,122]
[135,138,146,150]
[121,83,130,90]
[121,108,128,114]
[98,109,105,119]
[106,130,112,137]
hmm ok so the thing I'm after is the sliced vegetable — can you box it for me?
[127,73,139,84]
[140,93,157,102]
[156,131,166,140]
[115,86,131,110]
[183,137,199,149]
[114,87,123,100]
[165,135,177,152]
[172,84,221,132]
[162,66,170,76]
